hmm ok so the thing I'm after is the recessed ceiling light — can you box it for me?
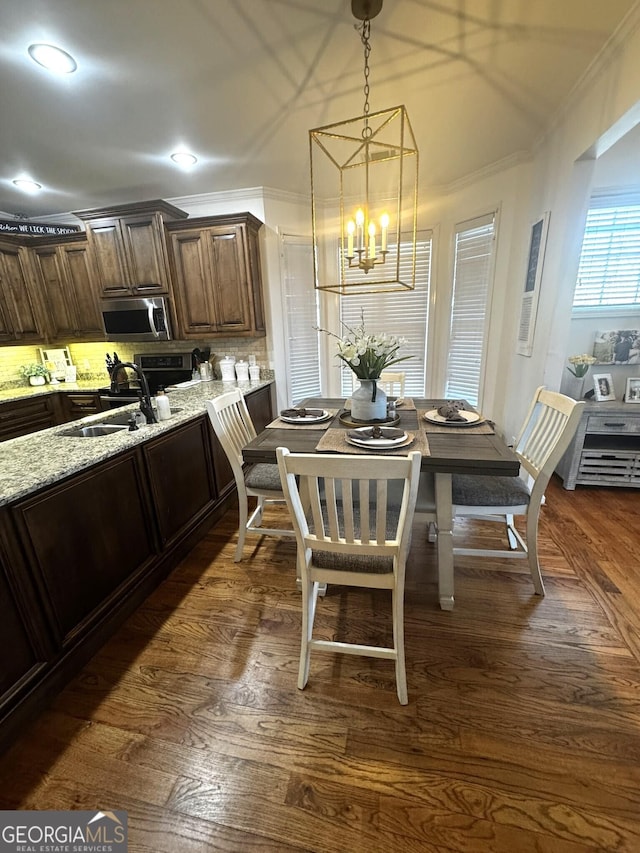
[13,178,42,193]
[28,43,77,74]
[170,151,198,167]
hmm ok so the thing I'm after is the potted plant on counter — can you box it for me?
[19,363,49,386]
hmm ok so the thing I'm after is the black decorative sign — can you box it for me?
[0,219,80,235]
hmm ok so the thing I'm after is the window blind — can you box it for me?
[574,189,640,309]
[445,213,496,407]
[281,234,322,404]
[339,233,432,397]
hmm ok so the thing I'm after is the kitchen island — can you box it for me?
[0,379,274,751]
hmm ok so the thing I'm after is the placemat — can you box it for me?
[418,410,495,435]
[315,428,430,457]
[266,409,339,430]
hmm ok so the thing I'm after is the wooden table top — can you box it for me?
[243,397,520,477]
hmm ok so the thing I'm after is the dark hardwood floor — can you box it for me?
[1,476,639,852]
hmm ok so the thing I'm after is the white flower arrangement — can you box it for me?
[567,354,597,379]
[317,314,411,380]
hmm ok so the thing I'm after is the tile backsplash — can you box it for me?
[0,338,270,389]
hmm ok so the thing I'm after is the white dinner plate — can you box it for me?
[423,409,484,426]
[346,426,410,448]
[280,409,332,424]
[346,433,414,451]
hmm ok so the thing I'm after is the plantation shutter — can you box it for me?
[339,232,432,396]
[574,189,640,308]
[445,213,496,407]
[281,234,321,404]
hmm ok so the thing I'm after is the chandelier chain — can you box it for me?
[359,18,373,138]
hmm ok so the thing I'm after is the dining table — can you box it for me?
[241,396,520,610]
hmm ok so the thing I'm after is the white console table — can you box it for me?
[557,400,640,489]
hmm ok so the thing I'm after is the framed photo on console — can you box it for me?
[625,377,640,403]
[593,373,616,402]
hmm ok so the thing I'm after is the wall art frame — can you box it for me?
[516,211,550,357]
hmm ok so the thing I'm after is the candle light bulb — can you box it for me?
[346,219,355,258]
[368,221,376,259]
[355,208,365,252]
[380,213,389,253]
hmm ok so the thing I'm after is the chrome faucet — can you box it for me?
[109,361,157,424]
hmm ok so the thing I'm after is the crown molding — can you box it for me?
[167,185,309,215]
[436,150,532,196]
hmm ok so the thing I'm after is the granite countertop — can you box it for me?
[0,379,109,403]
[0,379,273,507]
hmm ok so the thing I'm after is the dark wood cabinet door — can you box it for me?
[208,227,252,333]
[61,241,103,335]
[144,418,217,546]
[60,392,104,422]
[87,219,131,297]
[0,559,48,712]
[30,240,102,339]
[120,213,171,294]
[0,242,44,341]
[31,245,77,338]
[169,228,216,336]
[13,453,157,647]
[0,396,59,442]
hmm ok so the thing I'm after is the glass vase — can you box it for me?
[567,373,586,400]
[351,379,387,422]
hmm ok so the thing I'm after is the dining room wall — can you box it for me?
[496,4,640,443]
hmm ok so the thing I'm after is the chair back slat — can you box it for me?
[516,387,584,482]
[277,450,421,561]
[207,390,257,467]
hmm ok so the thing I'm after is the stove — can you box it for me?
[99,352,193,407]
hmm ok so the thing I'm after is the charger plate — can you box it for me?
[423,409,485,426]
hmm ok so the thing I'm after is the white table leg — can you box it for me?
[435,472,455,610]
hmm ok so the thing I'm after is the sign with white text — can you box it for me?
[0,220,79,236]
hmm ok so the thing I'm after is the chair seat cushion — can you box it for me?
[452,474,531,507]
[312,549,393,574]
[245,463,283,492]
[309,502,400,574]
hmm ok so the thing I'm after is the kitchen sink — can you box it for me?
[60,408,183,437]
[62,424,131,438]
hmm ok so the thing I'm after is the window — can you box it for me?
[281,234,321,404]
[445,213,496,407]
[574,190,640,310]
[339,233,432,397]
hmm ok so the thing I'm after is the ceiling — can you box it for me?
[1,0,637,220]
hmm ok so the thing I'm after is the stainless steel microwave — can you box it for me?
[100,297,172,341]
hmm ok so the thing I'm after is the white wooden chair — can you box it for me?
[379,370,406,397]
[434,387,585,595]
[206,391,293,562]
[276,447,421,704]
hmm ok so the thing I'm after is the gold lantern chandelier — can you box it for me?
[310,0,419,294]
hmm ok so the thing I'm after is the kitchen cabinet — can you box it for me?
[0,395,59,442]
[143,418,217,547]
[0,383,274,751]
[12,451,158,648]
[0,239,46,343]
[167,212,266,338]
[75,199,188,298]
[0,512,52,725]
[30,234,104,339]
[60,391,105,421]
[557,402,640,489]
